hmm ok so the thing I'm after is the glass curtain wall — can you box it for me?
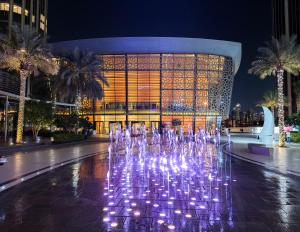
[92,53,226,134]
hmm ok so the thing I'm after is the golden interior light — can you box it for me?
[85,53,228,133]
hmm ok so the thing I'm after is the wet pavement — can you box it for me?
[222,135,300,176]
[0,142,300,231]
[0,142,108,189]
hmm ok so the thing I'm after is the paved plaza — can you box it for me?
[0,136,300,231]
[0,142,108,191]
[223,135,300,177]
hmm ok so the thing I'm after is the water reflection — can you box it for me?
[79,156,108,179]
[0,136,300,231]
[102,136,235,231]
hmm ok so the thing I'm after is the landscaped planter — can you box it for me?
[53,133,85,144]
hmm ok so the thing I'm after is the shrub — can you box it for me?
[285,113,300,127]
[53,133,85,144]
[38,129,54,138]
[291,132,300,143]
[54,113,79,133]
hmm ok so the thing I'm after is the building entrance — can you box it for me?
[95,121,105,134]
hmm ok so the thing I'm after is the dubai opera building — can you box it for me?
[54,37,241,134]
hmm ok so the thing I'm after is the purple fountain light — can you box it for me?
[102,126,235,230]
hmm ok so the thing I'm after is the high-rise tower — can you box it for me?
[272,0,300,114]
[0,0,48,37]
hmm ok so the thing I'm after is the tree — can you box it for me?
[256,91,288,123]
[256,91,277,119]
[0,25,59,143]
[249,35,300,147]
[285,113,300,128]
[30,75,53,101]
[53,47,108,110]
[54,112,79,133]
[24,100,54,140]
[79,117,93,130]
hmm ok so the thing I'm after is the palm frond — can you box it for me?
[54,47,108,102]
[0,25,59,76]
[249,35,300,79]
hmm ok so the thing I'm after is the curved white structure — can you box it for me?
[260,106,275,144]
[53,37,242,75]
[53,37,242,133]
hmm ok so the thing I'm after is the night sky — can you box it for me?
[48,0,275,111]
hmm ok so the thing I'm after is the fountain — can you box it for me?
[103,126,235,231]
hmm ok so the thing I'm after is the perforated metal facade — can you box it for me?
[89,53,234,133]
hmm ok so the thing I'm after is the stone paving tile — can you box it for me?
[0,145,299,231]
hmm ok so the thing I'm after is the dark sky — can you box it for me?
[48,0,275,111]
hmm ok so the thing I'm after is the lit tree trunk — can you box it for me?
[75,90,81,114]
[32,125,41,141]
[16,70,30,143]
[277,68,285,147]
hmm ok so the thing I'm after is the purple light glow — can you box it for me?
[168,224,176,230]
[110,222,118,227]
[175,209,182,214]
[157,219,164,224]
[185,213,192,218]
[133,211,140,216]
[103,128,234,230]
[159,213,166,217]
[103,217,110,222]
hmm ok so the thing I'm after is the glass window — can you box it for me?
[91,53,229,133]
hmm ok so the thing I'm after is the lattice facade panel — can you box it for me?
[95,53,234,131]
[219,58,234,119]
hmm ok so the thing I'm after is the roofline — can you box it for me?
[52,37,242,74]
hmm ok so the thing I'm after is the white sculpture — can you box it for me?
[260,106,274,145]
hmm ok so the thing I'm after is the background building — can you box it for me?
[0,0,48,36]
[54,37,241,134]
[0,0,48,97]
[226,104,263,128]
[272,0,300,114]
[0,0,50,142]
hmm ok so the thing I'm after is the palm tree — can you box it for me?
[53,47,108,111]
[256,91,277,118]
[0,25,59,143]
[256,91,288,125]
[249,35,300,147]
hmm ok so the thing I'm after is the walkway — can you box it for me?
[223,135,300,176]
[0,141,109,192]
[0,134,110,156]
[1,141,300,231]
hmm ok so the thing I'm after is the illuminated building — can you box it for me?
[54,37,241,133]
[0,0,48,97]
[0,0,48,36]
